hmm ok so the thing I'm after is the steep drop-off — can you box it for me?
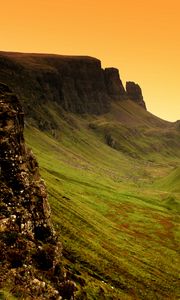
[0,83,76,299]
[0,51,145,119]
[0,51,179,161]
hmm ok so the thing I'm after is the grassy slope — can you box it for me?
[0,290,17,300]
[24,100,180,300]
[156,167,180,193]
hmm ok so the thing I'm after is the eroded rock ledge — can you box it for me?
[0,83,76,299]
[0,52,146,121]
[126,81,146,109]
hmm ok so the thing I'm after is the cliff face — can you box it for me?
[126,81,146,109]
[0,52,146,120]
[0,83,76,299]
[104,68,127,99]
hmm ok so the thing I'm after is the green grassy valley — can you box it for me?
[24,100,180,299]
[0,52,179,299]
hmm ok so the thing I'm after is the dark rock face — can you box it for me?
[104,68,126,99]
[0,53,111,115]
[0,83,76,299]
[126,81,147,109]
[0,52,146,124]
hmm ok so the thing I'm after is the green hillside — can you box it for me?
[24,100,180,300]
[156,167,180,193]
[1,51,179,299]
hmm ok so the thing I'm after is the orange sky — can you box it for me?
[0,0,179,121]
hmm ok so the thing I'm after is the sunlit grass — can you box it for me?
[25,119,180,299]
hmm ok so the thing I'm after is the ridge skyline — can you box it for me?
[0,50,178,123]
[0,0,179,122]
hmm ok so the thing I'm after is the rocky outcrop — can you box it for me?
[0,53,111,115]
[0,83,76,299]
[0,52,146,124]
[104,68,126,99]
[126,81,147,109]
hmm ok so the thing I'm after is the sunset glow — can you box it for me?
[0,0,179,121]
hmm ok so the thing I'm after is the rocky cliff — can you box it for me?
[0,52,146,122]
[104,67,127,99]
[0,83,76,299]
[126,81,146,109]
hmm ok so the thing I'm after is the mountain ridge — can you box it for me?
[0,51,179,161]
[0,51,180,299]
[0,51,146,117]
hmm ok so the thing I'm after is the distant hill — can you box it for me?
[0,51,179,161]
[0,51,145,115]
